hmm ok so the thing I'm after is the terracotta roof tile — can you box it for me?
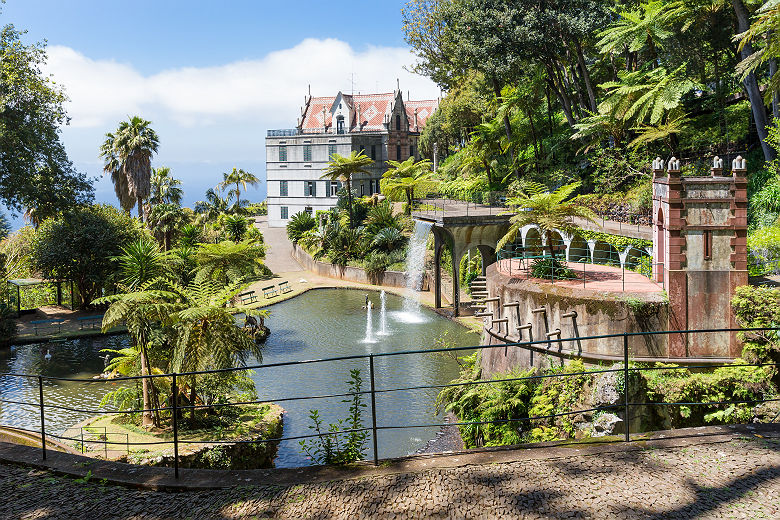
[299,92,438,133]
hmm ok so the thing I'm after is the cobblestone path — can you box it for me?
[2,436,779,519]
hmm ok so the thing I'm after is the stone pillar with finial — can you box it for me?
[653,154,749,359]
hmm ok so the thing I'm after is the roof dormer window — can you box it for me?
[337,115,345,134]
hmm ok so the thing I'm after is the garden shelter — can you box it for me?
[6,278,74,316]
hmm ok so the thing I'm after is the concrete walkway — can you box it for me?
[255,215,303,274]
[1,424,778,518]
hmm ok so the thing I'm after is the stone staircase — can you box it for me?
[469,276,490,317]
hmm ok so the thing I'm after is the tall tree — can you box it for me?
[732,0,775,161]
[31,204,142,308]
[321,151,374,228]
[0,25,93,218]
[149,167,183,206]
[100,116,160,219]
[497,182,597,258]
[194,187,230,222]
[380,157,438,214]
[219,167,259,213]
[169,275,265,425]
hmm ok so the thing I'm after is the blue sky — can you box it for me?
[2,1,439,227]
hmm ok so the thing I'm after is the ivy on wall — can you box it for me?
[574,229,652,251]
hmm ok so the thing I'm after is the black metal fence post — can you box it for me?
[38,375,46,460]
[171,373,179,479]
[623,334,630,442]
[369,354,379,466]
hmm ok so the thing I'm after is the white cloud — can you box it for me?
[45,38,440,130]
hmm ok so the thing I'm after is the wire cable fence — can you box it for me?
[0,327,778,479]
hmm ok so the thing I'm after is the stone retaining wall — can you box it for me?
[480,263,669,377]
[292,243,426,290]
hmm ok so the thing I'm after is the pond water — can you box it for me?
[0,288,478,467]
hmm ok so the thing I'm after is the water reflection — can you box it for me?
[0,289,477,467]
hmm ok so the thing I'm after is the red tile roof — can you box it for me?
[405,99,439,132]
[299,92,439,134]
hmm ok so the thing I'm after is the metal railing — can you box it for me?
[266,129,300,137]
[412,195,507,218]
[1,327,778,480]
[496,244,662,292]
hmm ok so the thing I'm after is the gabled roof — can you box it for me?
[404,99,439,132]
[298,91,439,134]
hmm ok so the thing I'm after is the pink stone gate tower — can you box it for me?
[652,156,748,358]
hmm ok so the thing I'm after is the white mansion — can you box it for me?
[265,88,439,227]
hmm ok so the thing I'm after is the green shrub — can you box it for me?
[299,369,367,465]
[731,285,780,362]
[286,211,316,243]
[0,301,17,343]
[747,225,780,276]
[364,251,390,277]
[645,362,776,427]
[529,257,576,280]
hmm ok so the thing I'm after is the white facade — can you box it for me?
[265,89,437,227]
[265,134,387,227]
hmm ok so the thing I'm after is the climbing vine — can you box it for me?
[574,229,652,251]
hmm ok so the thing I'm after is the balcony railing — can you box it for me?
[267,129,299,137]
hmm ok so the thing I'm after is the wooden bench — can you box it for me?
[262,285,278,298]
[30,318,65,335]
[77,315,103,330]
[238,291,258,304]
[278,281,292,294]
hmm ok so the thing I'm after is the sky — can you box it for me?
[1,0,440,228]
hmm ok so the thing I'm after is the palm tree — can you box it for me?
[168,275,266,425]
[149,167,183,206]
[497,182,597,260]
[99,131,135,213]
[223,214,249,242]
[100,117,160,220]
[380,157,437,215]
[194,187,229,221]
[596,1,686,69]
[466,120,504,185]
[148,203,185,250]
[219,168,259,213]
[321,151,374,227]
[115,238,167,290]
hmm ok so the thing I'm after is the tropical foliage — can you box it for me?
[497,182,597,254]
[0,25,93,221]
[100,116,160,219]
[380,157,438,214]
[320,151,374,227]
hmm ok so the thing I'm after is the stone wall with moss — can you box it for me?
[480,263,669,377]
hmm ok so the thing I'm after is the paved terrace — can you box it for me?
[497,259,664,294]
[0,424,778,519]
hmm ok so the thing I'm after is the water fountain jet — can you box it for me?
[395,220,433,324]
[378,290,389,336]
[363,300,376,343]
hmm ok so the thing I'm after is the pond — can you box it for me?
[0,288,478,467]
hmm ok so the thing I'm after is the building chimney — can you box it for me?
[322,107,327,133]
[414,108,419,131]
[356,103,361,131]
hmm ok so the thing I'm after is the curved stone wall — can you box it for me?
[479,263,670,377]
